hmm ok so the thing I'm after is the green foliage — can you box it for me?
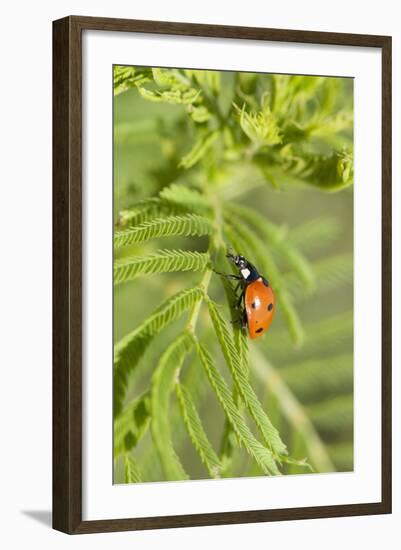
[207,299,287,457]
[159,184,211,214]
[194,339,280,475]
[114,249,210,285]
[234,97,282,147]
[114,287,203,416]
[180,131,220,169]
[114,392,150,456]
[113,65,354,483]
[150,332,192,480]
[124,454,143,483]
[114,214,213,248]
[175,383,222,478]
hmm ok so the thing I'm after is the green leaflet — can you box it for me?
[114,250,210,285]
[261,151,353,193]
[150,332,193,480]
[138,68,201,104]
[113,66,151,96]
[114,393,150,457]
[189,105,211,123]
[216,278,247,474]
[114,214,213,248]
[137,84,200,105]
[234,328,250,378]
[184,69,221,95]
[179,131,220,169]
[234,100,282,147]
[159,184,211,214]
[224,221,304,347]
[226,203,315,290]
[124,454,143,483]
[175,383,222,478]
[194,338,280,475]
[114,287,203,416]
[117,186,209,228]
[117,198,181,228]
[207,299,287,457]
[138,348,207,482]
[152,67,191,89]
[286,150,354,192]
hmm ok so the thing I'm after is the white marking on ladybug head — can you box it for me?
[241,268,251,279]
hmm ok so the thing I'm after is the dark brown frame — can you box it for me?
[53,15,392,534]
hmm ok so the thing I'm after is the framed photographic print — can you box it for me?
[52,16,392,534]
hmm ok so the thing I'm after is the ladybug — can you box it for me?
[216,253,276,339]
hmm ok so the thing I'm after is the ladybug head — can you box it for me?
[226,252,260,282]
[226,252,248,269]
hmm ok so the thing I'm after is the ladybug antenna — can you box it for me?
[226,249,236,261]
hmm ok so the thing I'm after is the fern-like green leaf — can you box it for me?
[207,299,287,456]
[176,383,222,478]
[149,86,199,105]
[114,250,210,285]
[114,214,213,248]
[114,287,203,416]
[124,454,143,483]
[117,198,181,228]
[150,332,193,480]
[179,131,219,169]
[114,392,150,457]
[234,100,282,147]
[114,66,151,96]
[194,338,280,475]
[159,184,211,214]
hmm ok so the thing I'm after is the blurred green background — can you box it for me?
[113,67,353,483]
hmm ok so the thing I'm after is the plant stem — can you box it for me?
[186,184,224,333]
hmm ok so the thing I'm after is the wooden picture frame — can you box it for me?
[53,15,392,534]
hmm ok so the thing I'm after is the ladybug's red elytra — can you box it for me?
[216,253,276,339]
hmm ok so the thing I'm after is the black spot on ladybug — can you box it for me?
[262,278,269,287]
[267,303,273,311]
[255,327,264,334]
[251,301,257,309]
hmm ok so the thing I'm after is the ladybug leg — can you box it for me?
[231,306,247,330]
[213,269,241,281]
[230,289,246,328]
[241,309,248,330]
[230,283,244,311]
[233,281,241,292]
[236,289,245,309]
